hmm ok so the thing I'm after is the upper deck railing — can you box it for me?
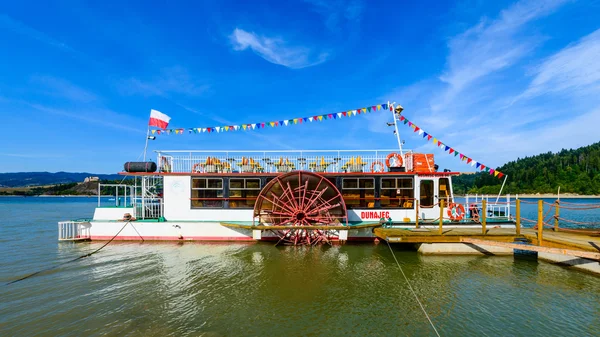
[154,149,439,174]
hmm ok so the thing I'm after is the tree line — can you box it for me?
[452,141,600,195]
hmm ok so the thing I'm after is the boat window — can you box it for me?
[380,177,415,208]
[191,178,224,208]
[229,178,261,208]
[420,180,434,207]
[341,178,375,209]
[439,178,452,204]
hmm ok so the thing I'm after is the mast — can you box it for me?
[391,101,404,156]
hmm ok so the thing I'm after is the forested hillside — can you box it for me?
[454,142,600,195]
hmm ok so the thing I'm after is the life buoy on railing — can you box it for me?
[191,163,204,173]
[469,204,480,221]
[371,161,384,172]
[447,203,466,221]
[385,153,403,168]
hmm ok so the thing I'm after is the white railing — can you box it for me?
[133,198,164,219]
[155,149,425,174]
[58,221,91,241]
[464,194,512,221]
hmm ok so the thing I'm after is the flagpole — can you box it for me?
[143,126,150,162]
[495,174,508,203]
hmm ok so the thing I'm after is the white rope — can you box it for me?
[386,239,441,337]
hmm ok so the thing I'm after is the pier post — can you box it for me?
[537,199,543,246]
[515,199,521,235]
[481,199,487,234]
[415,200,419,228]
[554,200,560,232]
[439,199,444,235]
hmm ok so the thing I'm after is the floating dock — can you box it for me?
[376,226,600,275]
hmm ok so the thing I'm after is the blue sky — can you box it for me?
[1,0,599,174]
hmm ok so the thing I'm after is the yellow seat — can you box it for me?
[367,202,375,208]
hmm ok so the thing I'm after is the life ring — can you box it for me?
[385,153,403,168]
[447,203,465,221]
[191,163,204,173]
[371,161,384,172]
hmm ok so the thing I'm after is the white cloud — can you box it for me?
[304,0,363,32]
[28,103,145,134]
[435,0,569,111]
[30,75,97,103]
[119,66,210,97]
[229,28,329,69]
[519,28,600,99]
[0,14,74,53]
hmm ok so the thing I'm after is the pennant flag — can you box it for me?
[242,125,247,130]
[467,158,472,164]
[357,109,361,114]
[342,111,347,116]
[427,135,432,141]
[422,132,428,138]
[454,152,459,157]
[476,163,481,169]
[444,145,449,151]
[400,116,405,121]
[337,113,342,118]
[284,120,289,126]
[433,138,437,144]
[309,117,314,122]
[382,104,388,110]
[403,119,408,124]
[151,130,156,134]
[498,172,504,178]
[418,129,424,135]
[449,148,454,154]
[303,117,308,122]
[490,169,495,175]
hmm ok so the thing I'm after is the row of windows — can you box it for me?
[190,177,449,209]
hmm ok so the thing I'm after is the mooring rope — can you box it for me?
[5,221,131,286]
[386,239,441,337]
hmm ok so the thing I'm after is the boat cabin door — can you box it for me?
[416,176,454,220]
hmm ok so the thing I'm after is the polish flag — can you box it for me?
[149,109,171,129]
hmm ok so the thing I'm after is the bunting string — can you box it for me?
[398,113,504,179]
[150,103,392,136]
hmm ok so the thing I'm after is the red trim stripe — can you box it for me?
[89,235,376,242]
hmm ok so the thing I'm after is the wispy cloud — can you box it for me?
[28,103,145,134]
[30,75,98,103]
[0,14,75,53]
[518,28,600,100]
[303,0,363,32]
[0,152,67,159]
[435,0,569,111]
[119,66,210,97]
[229,28,329,69]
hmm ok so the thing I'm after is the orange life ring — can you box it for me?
[447,203,465,221]
[191,163,204,173]
[385,153,403,168]
[371,161,384,172]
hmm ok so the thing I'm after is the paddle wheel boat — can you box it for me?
[58,105,515,244]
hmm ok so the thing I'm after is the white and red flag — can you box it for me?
[148,109,171,129]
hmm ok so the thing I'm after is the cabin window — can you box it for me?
[439,178,452,204]
[380,177,414,208]
[191,178,224,208]
[341,178,375,208]
[419,180,434,207]
[229,178,261,208]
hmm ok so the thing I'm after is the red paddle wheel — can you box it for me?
[253,171,348,245]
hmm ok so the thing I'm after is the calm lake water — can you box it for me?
[1,197,599,336]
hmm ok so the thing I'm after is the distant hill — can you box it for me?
[0,172,125,187]
[453,141,600,195]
